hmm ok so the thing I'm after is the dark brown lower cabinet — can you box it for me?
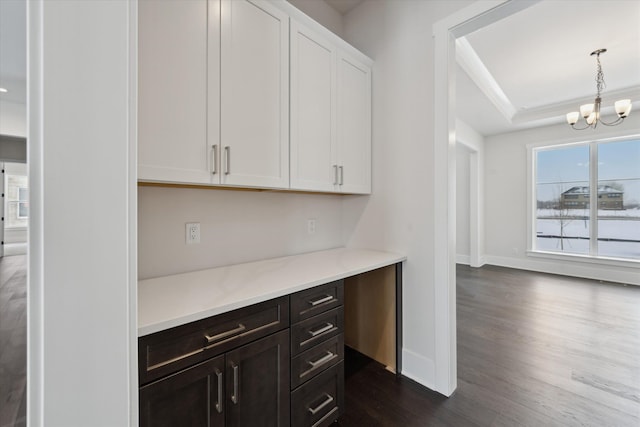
[140,355,225,427]
[291,361,344,427]
[140,330,290,427]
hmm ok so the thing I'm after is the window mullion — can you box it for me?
[589,142,598,256]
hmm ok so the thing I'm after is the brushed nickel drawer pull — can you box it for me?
[308,351,336,368]
[308,295,334,307]
[215,369,223,413]
[308,323,334,338]
[205,324,246,344]
[339,166,344,185]
[308,393,334,415]
[231,363,239,404]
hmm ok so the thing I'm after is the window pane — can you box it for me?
[535,145,590,255]
[597,140,640,259]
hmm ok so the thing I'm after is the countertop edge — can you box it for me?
[138,248,406,337]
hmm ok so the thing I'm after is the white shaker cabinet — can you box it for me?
[336,52,372,194]
[138,0,213,185]
[139,0,289,189]
[290,22,337,193]
[290,20,372,194]
[219,0,289,189]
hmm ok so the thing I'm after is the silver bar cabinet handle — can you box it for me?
[308,351,335,368]
[308,322,334,337]
[339,166,344,185]
[205,323,245,344]
[211,144,218,175]
[215,369,223,413]
[308,394,334,415]
[333,165,338,185]
[231,363,239,404]
[224,146,230,175]
[308,295,334,307]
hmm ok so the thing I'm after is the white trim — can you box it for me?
[401,348,436,392]
[433,0,539,398]
[485,254,639,286]
[27,0,45,423]
[128,0,139,424]
[456,254,470,265]
[527,250,639,269]
[456,37,516,120]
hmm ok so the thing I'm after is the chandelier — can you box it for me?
[566,49,632,129]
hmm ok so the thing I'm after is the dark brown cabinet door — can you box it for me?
[140,355,226,427]
[225,329,290,427]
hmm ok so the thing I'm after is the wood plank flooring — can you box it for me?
[338,264,640,426]
[0,255,27,427]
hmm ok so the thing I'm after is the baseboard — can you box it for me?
[401,348,436,391]
[484,255,640,286]
[456,254,470,265]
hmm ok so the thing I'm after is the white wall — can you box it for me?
[138,187,346,279]
[0,100,27,137]
[286,0,344,38]
[29,1,135,425]
[341,0,474,392]
[456,143,470,262]
[484,115,640,285]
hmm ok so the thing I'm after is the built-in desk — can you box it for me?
[138,248,405,426]
[138,247,405,371]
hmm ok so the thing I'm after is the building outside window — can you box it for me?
[532,138,640,260]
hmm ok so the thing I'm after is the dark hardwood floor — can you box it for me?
[0,254,27,427]
[338,264,640,426]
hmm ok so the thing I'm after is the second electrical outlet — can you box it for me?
[186,222,201,244]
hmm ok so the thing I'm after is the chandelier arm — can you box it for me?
[570,122,594,131]
[598,116,624,126]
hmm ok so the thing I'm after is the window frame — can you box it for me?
[527,133,640,267]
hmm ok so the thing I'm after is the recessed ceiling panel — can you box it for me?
[465,0,640,112]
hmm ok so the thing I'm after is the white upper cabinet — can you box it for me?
[337,52,372,194]
[220,0,289,189]
[138,0,212,184]
[289,18,372,194]
[290,21,337,192]
[138,0,371,193]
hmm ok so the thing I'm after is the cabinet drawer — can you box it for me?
[291,334,343,389]
[290,280,343,323]
[291,307,343,356]
[291,361,344,427]
[139,296,289,385]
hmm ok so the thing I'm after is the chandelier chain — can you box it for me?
[595,53,605,98]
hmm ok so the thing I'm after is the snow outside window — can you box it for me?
[532,138,640,261]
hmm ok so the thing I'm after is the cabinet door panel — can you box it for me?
[226,329,290,427]
[138,0,211,184]
[221,0,289,189]
[140,355,225,427]
[290,22,337,192]
[337,53,371,194]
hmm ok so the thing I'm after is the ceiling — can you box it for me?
[2,0,639,138]
[455,0,640,136]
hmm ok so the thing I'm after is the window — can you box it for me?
[532,138,640,261]
[4,164,29,229]
[17,187,28,219]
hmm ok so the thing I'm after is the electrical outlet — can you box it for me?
[307,219,316,235]
[186,222,200,244]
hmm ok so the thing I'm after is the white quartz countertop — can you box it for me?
[138,248,406,336]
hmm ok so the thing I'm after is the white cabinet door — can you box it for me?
[290,22,337,192]
[220,0,289,189]
[337,52,371,194]
[138,0,213,184]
